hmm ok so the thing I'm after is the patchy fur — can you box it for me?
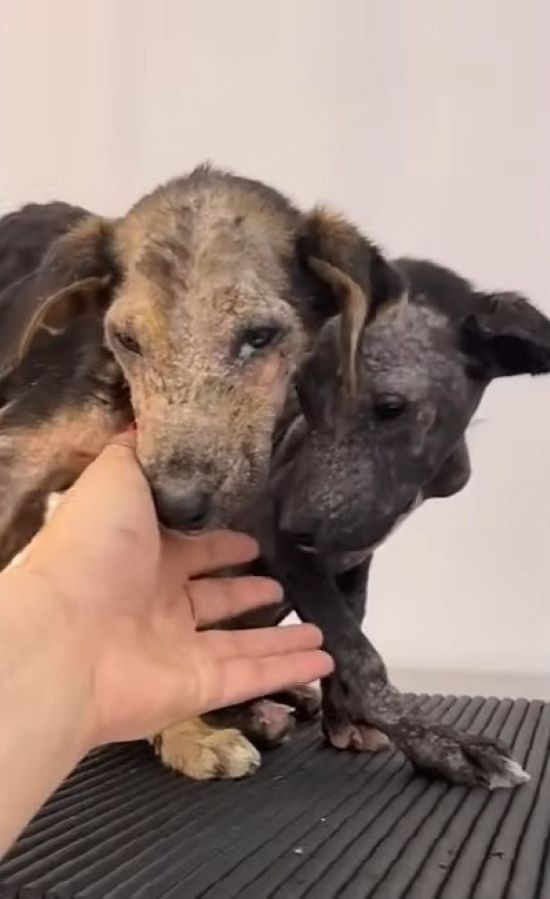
[263,258,550,787]
[162,259,546,786]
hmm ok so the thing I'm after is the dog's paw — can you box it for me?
[274,684,322,721]
[398,722,529,790]
[206,699,296,747]
[245,699,296,746]
[325,720,391,752]
[154,719,261,781]
[484,756,530,790]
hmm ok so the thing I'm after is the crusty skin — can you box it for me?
[258,259,550,788]
[189,259,547,788]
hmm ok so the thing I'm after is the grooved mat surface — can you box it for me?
[1,696,549,898]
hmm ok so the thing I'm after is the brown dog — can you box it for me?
[0,166,399,777]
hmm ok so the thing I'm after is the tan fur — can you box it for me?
[0,403,123,568]
[306,206,366,273]
[153,718,260,780]
[307,258,367,397]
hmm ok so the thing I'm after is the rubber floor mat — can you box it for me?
[1,695,549,898]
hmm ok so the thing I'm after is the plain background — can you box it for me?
[1,0,549,694]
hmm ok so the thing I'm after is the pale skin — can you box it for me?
[0,435,333,855]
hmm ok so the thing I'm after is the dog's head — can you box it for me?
[276,258,550,554]
[0,167,399,531]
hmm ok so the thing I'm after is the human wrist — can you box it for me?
[0,565,96,760]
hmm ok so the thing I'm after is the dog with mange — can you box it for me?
[0,174,545,786]
[198,254,548,789]
[0,168,398,778]
[256,256,550,788]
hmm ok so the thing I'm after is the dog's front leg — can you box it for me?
[319,556,391,752]
[281,544,528,789]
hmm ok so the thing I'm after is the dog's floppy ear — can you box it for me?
[461,290,550,379]
[299,207,404,396]
[0,216,117,379]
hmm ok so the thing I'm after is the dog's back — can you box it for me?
[0,201,125,570]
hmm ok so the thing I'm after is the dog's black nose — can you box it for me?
[153,486,212,533]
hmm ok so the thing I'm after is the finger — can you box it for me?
[201,623,324,659]
[162,529,259,579]
[210,650,334,711]
[189,576,283,626]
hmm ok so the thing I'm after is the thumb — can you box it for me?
[34,437,158,558]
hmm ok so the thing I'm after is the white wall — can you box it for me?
[1,0,549,688]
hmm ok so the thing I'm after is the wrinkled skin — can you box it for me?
[263,258,550,788]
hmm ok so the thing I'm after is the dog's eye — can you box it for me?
[113,330,141,356]
[373,394,407,421]
[237,325,282,361]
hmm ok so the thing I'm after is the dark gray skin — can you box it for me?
[257,259,550,789]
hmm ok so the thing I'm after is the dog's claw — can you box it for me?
[485,756,530,790]
[248,699,296,746]
[277,683,322,721]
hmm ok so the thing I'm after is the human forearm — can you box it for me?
[0,569,92,855]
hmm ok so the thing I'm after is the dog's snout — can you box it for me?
[278,501,317,547]
[153,484,212,533]
[282,529,316,550]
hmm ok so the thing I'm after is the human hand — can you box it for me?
[19,435,333,750]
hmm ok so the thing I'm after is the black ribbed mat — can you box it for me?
[1,695,549,899]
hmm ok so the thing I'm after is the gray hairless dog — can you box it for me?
[242,257,550,789]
